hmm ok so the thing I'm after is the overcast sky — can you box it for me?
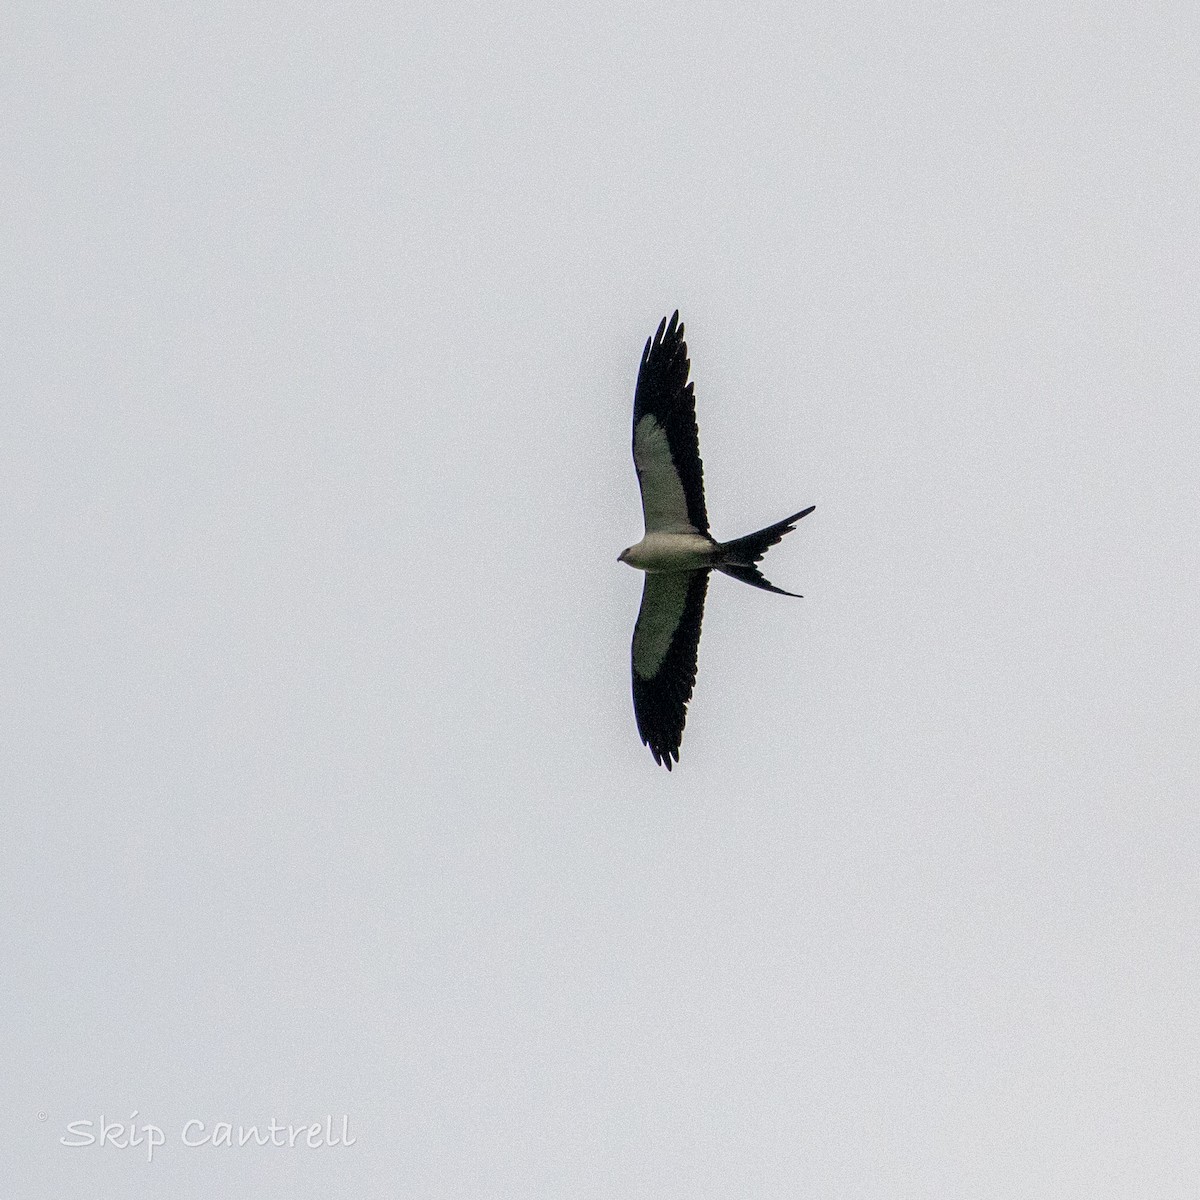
[6,2,1200,1196]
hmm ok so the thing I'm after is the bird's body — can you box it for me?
[618,531,717,572]
[619,311,814,769]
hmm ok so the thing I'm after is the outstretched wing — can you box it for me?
[631,569,710,769]
[632,312,709,536]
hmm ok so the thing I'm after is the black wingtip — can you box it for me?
[655,310,683,350]
[645,743,676,770]
[646,738,678,770]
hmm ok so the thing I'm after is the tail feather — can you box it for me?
[714,505,814,595]
[715,561,802,596]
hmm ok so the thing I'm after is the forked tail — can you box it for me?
[714,505,815,596]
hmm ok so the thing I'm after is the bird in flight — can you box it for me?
[618,312,814,769]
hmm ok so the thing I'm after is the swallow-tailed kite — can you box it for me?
[618,312,814,769]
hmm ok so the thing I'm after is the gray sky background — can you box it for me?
[5,2,1200,1196]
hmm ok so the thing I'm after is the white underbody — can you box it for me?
[619,531,717,572]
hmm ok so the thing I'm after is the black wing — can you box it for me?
[631,569,710,769]
[632,312,710,536]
